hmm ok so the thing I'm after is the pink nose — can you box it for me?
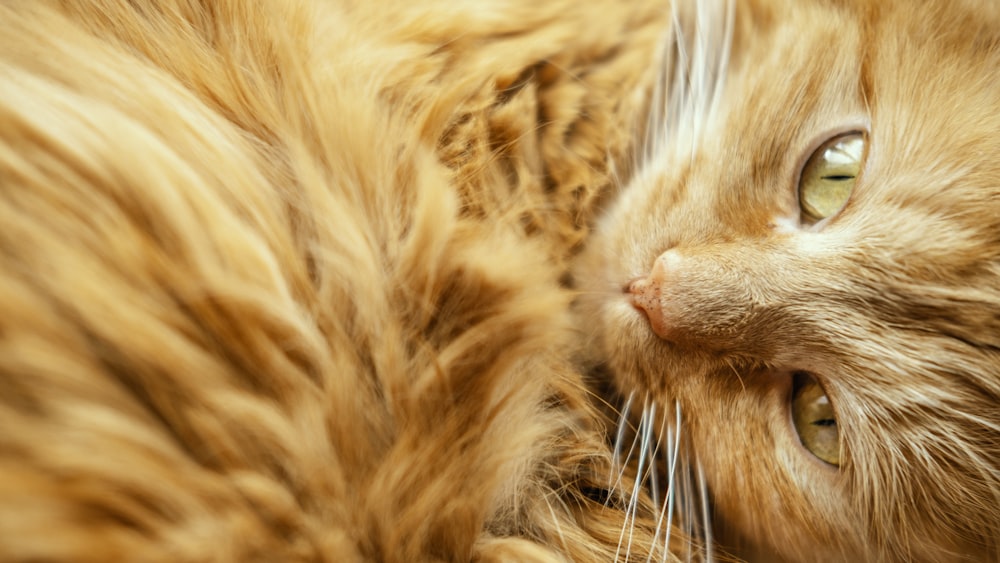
[627,276,657,316]
[626,253,676,339]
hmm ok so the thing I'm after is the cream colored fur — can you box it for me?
[5,0,997,561]
[0,0,676,560]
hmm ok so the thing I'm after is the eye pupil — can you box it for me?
[812,418,836,427]
[821,175,854,181]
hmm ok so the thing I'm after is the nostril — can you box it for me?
[623,251,682,341]
[623,276,648,295]
[625,275,658,317]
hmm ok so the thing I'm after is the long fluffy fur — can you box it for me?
[0,0,681,560]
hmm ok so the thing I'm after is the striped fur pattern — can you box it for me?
[0,0,680,561]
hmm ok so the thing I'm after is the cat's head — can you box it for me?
[577,0,1000,560]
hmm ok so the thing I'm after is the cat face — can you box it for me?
[577,0,1000,560]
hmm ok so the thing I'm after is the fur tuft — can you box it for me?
[0,0,677,560]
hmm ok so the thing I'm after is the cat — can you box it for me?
[575,0,1000,561]
[0,0,689,561]
[7,0,994,560]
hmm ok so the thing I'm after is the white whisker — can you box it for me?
[698,462,715,563]
[628,398,659,561]
[617,395,650,562]
[646,402,672,563]
[663,402,683,558]
[642,0,736,178]
[617,1,735,558]
[648,402,663,512]
[611,391,636,498]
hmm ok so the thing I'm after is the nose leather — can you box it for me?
[626,255,673,340]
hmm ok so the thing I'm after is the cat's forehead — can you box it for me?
[722,1,866,170]
[686,0,1000,235]
[612,0,1000,270]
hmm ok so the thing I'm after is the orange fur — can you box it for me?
[0,0,678,560]
[8,0,995,560]
[577,0,1000,561]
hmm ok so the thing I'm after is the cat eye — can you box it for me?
[791,372,840,466]
[798,132,865,223]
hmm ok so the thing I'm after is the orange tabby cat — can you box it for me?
[0,0,675,560]
[577,0,1000,561]
[6,0,994,560]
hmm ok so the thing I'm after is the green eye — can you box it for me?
[791,372,840,466]
[798,133,865,223]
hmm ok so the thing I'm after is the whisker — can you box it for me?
[627,397,658,562]
[646,401,672,563]
[613,0,734,559]
[681,438,697,563]
[663,402,683,559]
[616,394,651,562]
[649,406,662,513]
[641,0,736,176]
[726,359,747,392]
[610,391,636,497]
[698,461,715,563]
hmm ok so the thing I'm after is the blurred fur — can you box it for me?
[7,0,995,561]
[0,0,688,560]
[577,0,1000,561]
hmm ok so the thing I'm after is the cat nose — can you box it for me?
[626,252,678,340]
[627,275,656,320]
